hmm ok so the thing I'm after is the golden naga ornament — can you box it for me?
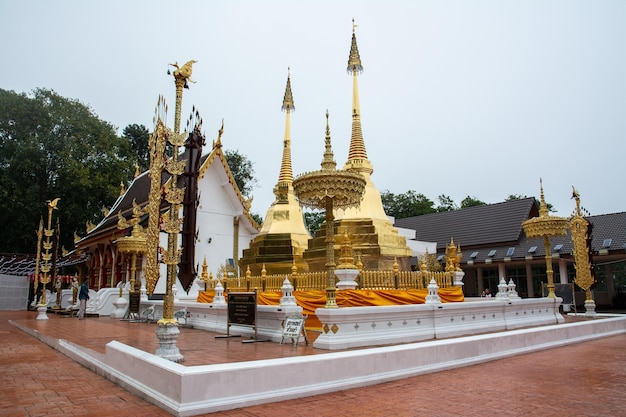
[569,187,595,300]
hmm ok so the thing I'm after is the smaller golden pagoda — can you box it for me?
[239,69,311,275]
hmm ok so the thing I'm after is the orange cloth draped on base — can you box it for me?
[197,287,464,330]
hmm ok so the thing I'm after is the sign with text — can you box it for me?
[282,317,305,338]
[228,292,257,326]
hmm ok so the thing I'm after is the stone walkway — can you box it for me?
[1,310,625,416]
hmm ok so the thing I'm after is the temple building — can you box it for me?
[74,125,259,293]
[395,198,626,308]
[303,23,413,272]
[239,71,311,275]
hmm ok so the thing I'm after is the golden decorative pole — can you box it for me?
[522,181,569,299]
[36,198,60,320]
[293,111,365,307]
[31,218,43,308]
[569,187,596,317]
[145,97,168,295]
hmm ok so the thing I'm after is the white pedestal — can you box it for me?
[335,269,359,290]
[36,304,49,320]
[111,296,128,319]
[156,322,184,363]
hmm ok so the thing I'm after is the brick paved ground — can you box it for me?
[1,310,625,416]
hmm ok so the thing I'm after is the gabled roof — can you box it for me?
[76,141,260,251]
[395,198,539,250]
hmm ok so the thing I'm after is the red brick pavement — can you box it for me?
[1,310,625,416]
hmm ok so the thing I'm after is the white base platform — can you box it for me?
[12,312,626,416]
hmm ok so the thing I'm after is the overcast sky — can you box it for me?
[1,0,624,219]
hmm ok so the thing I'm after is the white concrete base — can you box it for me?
[145,300,304,343]
[314,297,563,349]
[16,314,624,417]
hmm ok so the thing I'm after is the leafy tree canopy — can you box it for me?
[436,194,458,212]
[0,88,135,253]
[381,190,436,219]
[460,195,487,208]
[303,210,325,235]
[224,149,257,199]
[223,148,261,224]
[122,123,150,172]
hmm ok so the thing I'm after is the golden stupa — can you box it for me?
[239,70,311,275]
[303,21,412,272]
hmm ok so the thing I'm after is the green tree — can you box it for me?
[505,194,527,201]
[436,194,458,212]
[0,88,135,253]
[224,149,258,199]
[381,190,436,219]
[303,210,325,235]
[122,124,150,172]
[460,195,486,208]
[223,149,262,224]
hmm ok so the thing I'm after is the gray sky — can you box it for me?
[1,0,624,218]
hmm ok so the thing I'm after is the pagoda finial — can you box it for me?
[275,69,295,199]
[539,178,549,217]
[344,19,371,175]
[321,110,337,172]
[281,67,295,112]
[347,19,363,74]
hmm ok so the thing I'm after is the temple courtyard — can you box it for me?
[1,310,625,416]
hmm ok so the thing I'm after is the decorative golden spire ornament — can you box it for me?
[275,68,295,202]
[569,187,596,316]
[36,198,60,319]
[145,96,168,295]
[522,180,569,299]
[116,199,147,292]
[293,112,366,307]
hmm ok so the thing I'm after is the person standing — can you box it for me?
[78,278,90,319]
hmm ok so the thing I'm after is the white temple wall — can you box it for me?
[0,274,29,310]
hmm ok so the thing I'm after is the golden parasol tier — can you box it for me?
[116,200,147,292]
[293,112,366,308]
[522,181,569,299]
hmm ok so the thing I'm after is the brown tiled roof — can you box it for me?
[395,198,539,250]
[395,199,626,264]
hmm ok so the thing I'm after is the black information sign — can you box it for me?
[129,292,141,315]
[228,292,257,325]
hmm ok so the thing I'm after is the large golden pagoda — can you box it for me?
[304,21,412,272]
[239,70,311,275]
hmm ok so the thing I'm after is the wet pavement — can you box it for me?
[1,310,625,416]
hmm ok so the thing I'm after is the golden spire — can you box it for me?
[539,178,549,217]
[321,110,337,171]
[344,19,371,174]
[278,68,294,184]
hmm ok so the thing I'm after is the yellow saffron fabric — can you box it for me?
[197,287,464,330]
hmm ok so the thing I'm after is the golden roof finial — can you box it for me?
[281,67,295,112]
[119,180,126,196]
[134,162,140,178]
[347,19,363,74]
[344,19,371,175]
[321,110,337,172]
[539,178,549,217]
[277,69,294,187]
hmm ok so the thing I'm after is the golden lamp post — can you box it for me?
[522,181,569,299]
[569,187,597,317]
[293,112,365,308]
